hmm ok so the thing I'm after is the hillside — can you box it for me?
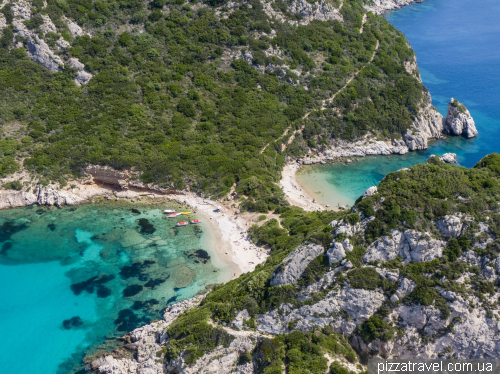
[0,0,430,211]
[91,153,500,373]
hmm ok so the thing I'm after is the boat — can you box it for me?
[181,212,192,215]
[190,219,201,224]
[176,221,188,227]
[168,213,182,218]
[163,209,176,214]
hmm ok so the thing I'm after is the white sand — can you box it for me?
[161,191,269,278]
[280,163,326,212]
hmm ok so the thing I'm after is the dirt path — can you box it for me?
[260,20,379,155]
[208,319,275,340]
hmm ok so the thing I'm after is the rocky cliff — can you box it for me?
[365,0,424,14]
[0,0,92,85]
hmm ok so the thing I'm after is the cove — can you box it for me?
[0,202,232,374]
[297,0,500,207]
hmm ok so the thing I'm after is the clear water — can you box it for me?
[0,202,232,374]
[297,0,500,207]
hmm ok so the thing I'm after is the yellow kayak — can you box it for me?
[181,212,192,215]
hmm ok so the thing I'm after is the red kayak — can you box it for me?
[168,213,182,218]
[191,219,201,224]
[176,221,188,227]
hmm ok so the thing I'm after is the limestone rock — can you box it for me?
[365,0,424,14]
[364,229,445,264]
[326,242,345,265]
[363,229,405,263]
[75,69,93,86]
[62,15,87,37]
[444,98,478,138]
[84,164,130,188]
[395,278,416,299]
[37,185,87,206]
[435,215,463,238]
[376,267,400,282]
[403,128,428,151]
[363,186,377,199]
[270,243,324,286]
[27,36,64,72]
[0,190,38,209]
[338,288,385,323]
[441,153,457,163]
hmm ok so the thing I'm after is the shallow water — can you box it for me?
[0,202,231,374]
[297,0,500,207]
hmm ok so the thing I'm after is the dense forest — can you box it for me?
[0,0,423,210]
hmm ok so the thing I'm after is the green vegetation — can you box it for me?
[0,0,424,213]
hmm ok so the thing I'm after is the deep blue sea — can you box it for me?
[297,0,500,207]
[0,202,231,374]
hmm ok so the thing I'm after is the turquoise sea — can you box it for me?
[0,202,232,373]
[297,0,500,207]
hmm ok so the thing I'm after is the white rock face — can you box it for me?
[440,153,457,163]
[364,229,445,264]
[395,278,416,299]
[444,98,478,138]
[435,215,463,238]
[262,0,342,26]
[365,0,424,14]
[338,288,386,323]
[404,92,445,151]
[62,15,87,37]
[270,243,324,286]
[326,242,345,265]
[37,185,87,206]
[256,287,384,335]
[0,190,38,209]
[363,186,378,199]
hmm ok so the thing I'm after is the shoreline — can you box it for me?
[0,179,268,278]
[280,162,329,212]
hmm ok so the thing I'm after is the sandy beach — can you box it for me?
[280,162,327,212]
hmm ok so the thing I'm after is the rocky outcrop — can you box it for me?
[363,186,377,199]
[363,229,446,264]
[0,184,85,209]
[331,216,375,237]
[365,0,424,14]
[270,243,324,286]
[256,287,384,335]
[404,92,445,151]
[94,296,204,374]
[261,0,342,26]
[84,165,131,187]
[326,242,346,264]
[444,98,478,138]
[435,215,463,238]
[1,4,93,83]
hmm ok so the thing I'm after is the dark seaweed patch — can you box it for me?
[114,309,149,332]
[0,221,29,242]
[62,316,83,330]
[131,299,160,310]
[0,241,12,255]
[137,218,155,234]
[166,295,178,304]
[144,277,168,289]
[47,223,56,231]
[70,274,115,296]
[36,209,46,215]
[131,209,141,215]
[193,225,203,237]
[186,249,211,264]
[96,285,112,298]
[123,284,143,297]
[119,260,155,281]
